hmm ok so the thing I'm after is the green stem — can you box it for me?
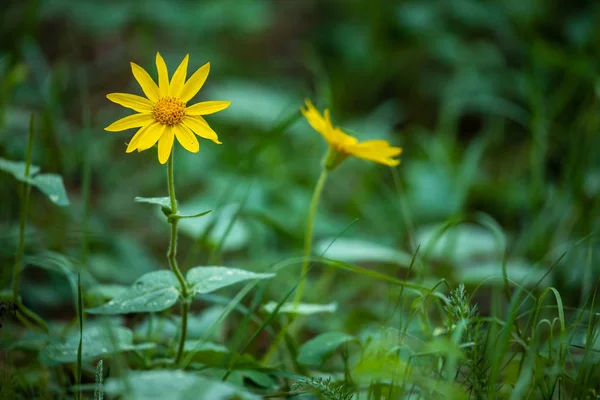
[175,300,189,363]
[12,115,49,333]
[263,167,328,365]
[166,149,190,365]
[294,167,328,306]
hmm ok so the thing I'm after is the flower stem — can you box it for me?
[262,167,328,365]
[166,149,189,365]
[294,167,328,306]
[12,115,49,333]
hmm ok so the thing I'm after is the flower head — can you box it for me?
[105,53,231,164]
[301,100,402,170]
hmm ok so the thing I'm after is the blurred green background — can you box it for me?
[1,0,600,320]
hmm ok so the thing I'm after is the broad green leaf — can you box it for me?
[316,238,413,267]
[186,266,274,295]
[0,157,40,177]
[135,196,172,208]
[0,157,69,206]
[87,271,180,314]
[29,173,70,206]
[262,301,337,315]
[87,284,128,301]
[456,259,552,287]
[297,332,357,366]
[40,325,154,364]
[104,370,260,400]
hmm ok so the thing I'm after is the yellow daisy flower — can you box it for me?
[301,99,402,169]
[105,53,231,164]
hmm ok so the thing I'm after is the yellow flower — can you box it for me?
[301,100,402,169]
[105,53,231,164]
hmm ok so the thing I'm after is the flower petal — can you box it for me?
[137,123,167,152]
[179,62,210,103]
[107,93,154,113]
[173,124,199,153]
[301,99,334,143]
[104,113,153,132]
[126,123,154,153]
[182,116,221,144]
[186,101,231,115]
[346,141,403,166]
[169,54,189,98]
[156,52,169,98]
[131,62,159,102]
[158,126,175,164]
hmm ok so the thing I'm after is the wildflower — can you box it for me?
[301,100,402,170]
[105,53,230,164]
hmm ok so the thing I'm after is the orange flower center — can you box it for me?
[152,97,186,126]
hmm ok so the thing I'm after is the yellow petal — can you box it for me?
[158,126,175,164]
[104,113,153,132]
[131,62,159,102]
[186,101,231,115]
[179,62,210,103]
[182,116,221,144]
[137,123,167,152]
[156,52,169,98]
[126,123,154,153]
[107,93,154,113]
[169,54,189,98]
[301,99,334,143]
[353,140,403,156]
[347,141,402,166]
[173,124,199,153]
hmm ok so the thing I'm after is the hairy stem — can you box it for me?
[167,149,189,365]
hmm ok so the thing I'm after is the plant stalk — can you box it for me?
[166,149,190,365]
[12,115,49,333]
[294,167,328,306]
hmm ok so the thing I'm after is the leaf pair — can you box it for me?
[87,267,275,315]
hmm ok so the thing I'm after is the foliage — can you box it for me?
[2,0,600,399]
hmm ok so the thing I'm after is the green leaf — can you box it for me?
[240,370,275,389]
[297,332,357,366]
[316,238,413,267]
[176,210,213,220]
[261,301,337,315]
[104,370,260,400]
[87,271,180,314]
[186,266,274,295]
[135,197,172,208]
[0,157,41,178]
[29,173,70,206]
[40,325,154,364]
[87,284,128,301]
[0,157,70,206]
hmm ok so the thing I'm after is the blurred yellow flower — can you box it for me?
[301,100,402,169]
[105,53,230,164]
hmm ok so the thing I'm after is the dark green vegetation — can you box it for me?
[2,0,600,399]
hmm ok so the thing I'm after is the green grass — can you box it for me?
[2,0,600,399]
